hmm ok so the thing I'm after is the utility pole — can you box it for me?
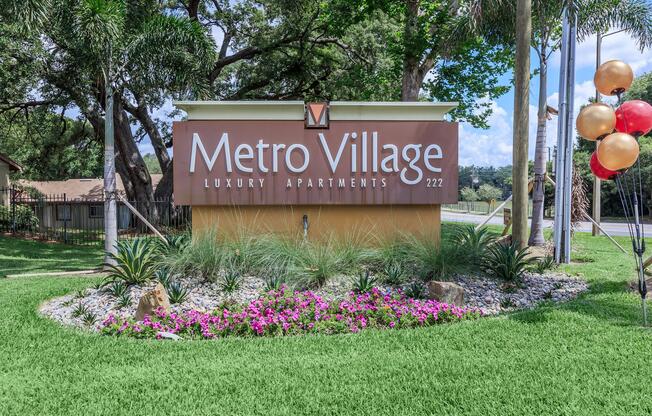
[553,4,577,263]
[104,49,118,265]
[512,0,532,249]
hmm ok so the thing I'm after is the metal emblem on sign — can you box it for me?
[305,102,329,129]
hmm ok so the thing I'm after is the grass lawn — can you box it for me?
[0,236,103,275]
[1,227,652,415]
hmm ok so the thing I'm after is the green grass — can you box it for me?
[2,227,652,415]
[0,236,103,275]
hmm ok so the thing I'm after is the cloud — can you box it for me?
[552,30,652,75]
[459,99,542,167]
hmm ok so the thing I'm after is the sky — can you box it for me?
[140,29,652,169]
[459,30,652,167]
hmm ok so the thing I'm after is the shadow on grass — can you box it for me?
[508,283,647,328]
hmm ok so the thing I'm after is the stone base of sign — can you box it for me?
[192,205,441,240]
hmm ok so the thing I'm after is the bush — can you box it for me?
[532,255,557,274]
[0,204,38,231]
[104,238,159,286]
[482,242,532,284]
[101,288,482,339]
[351,269,377,294]
[405,235,465,281]
[166,280,190,304]
[453,225,496,264]
[295,241,340,287]
[163,229,228,281]
[382,262,404,285]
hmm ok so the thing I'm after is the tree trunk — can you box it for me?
[112,101,160,224]
[512,0,531,249]
[528,46,547,246]
[401,0,422,102]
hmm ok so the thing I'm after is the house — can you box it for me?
[0,153,22,206]
[16,175,163,230]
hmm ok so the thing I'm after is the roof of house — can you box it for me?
[18,174,163,201]
[0,153,23,172]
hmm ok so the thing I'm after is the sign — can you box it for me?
[173,110,458,206]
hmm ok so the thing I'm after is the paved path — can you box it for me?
[442,210,649,238]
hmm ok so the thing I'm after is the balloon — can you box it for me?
[597,132,639,171]
[576,103,616,140]
[590,151,619,180]
[594,60,634,96]
[615,100,652,137]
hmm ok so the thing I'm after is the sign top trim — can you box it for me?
[174,101,458,121]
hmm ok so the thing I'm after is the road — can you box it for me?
[441,210,648,238]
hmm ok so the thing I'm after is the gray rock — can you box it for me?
[427,281,464,305]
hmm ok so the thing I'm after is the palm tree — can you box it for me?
[528,0,652,246]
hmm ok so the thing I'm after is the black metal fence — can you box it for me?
[0,186,191,246]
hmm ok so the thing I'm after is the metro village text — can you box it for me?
[189,130,447,189]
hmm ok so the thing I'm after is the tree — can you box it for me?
[460,187,479,213]
[0,109,102,180]
[512,0,532,249]
[354,0,514,127]
[477,184,503,213]
[526,0,652,246]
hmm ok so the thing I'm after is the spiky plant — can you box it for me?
[219,267,242,294]
[482,242,533,284]
[107,281,129,298]
[382,262,404,285]
[104,238,159,286]
[453,225,496,261]
[115,293,131,309]
[166,280,190,304]
[351,269,377,294]
[404,281,426,299]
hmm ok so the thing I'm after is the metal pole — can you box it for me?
[593,32,602,236]
[553,7,570,263]
[562,10,577,263]
[104,48,118,265]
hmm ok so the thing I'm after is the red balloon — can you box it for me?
[615,100,652,137]
[590,151,620,180]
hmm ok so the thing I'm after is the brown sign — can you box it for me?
[172,120,458,206]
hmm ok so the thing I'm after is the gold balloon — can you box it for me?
[576,103,616,140]
[597,132,639,171]
[594,60,634,96]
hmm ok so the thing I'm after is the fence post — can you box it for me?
[10,185,16,235]
[63,193,68,244]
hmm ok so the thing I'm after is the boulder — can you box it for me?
[135,283,170,321]
[427,281,464,306]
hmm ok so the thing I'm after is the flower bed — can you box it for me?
[101,287,482,339]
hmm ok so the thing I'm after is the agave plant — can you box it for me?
[404,281,426,299]
[351,269,377,294]
[482,242,533,284]
[453,225,496,261]
[532,255,557,274]
[220,267,242,294]
[155,234,190,255]
[115,293,131,309]
[382,262,404,285]
[166,280,190,304]
[154,268,172,288]
[263,273,285,292]
[104,238,159,286]
[107,281,129,298]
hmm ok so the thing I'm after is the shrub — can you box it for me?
[154,268,172,288]
[104,238,159,285]
[0,204,38,231]
[71,302,90,318]
[382,262,404,285]
[166,281,190,304]
[482,242,532,284]
[116,293,131,309]
[220,266,242,294]
[82,311,97,326]
[335,230,376,273]
[154,234,190,255]
[263,273,285,292]
[453,225,496,262]
[163,229,227,281]
[101,288,482,339]
[532,255,557,274]
[295,241,340,287]
[405,281,426,299]
[405,236,465,282]
[107,281,128,298]
[351,269,377,294]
